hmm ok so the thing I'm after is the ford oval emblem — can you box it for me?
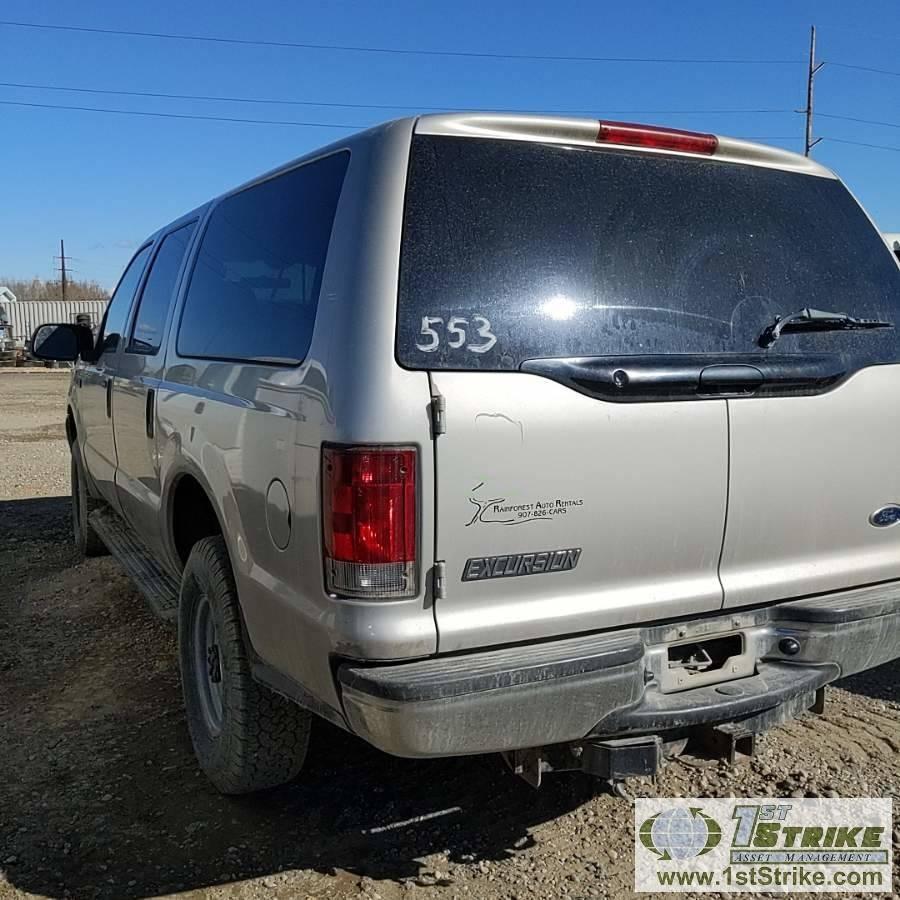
[870,505,900,528]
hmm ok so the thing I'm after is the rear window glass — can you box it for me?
[397,136,900,369]
[178,150,349,365]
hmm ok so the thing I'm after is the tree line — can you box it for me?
[0,277,110,302]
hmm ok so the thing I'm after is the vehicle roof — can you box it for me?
[147,112,835,241]
[216,111,835,212]
[413,113,835,178]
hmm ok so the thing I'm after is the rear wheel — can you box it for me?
[178,536,311,794]
[71,449,107,557]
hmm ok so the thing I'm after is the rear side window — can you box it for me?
[129,222,196,355]
[398,136,900,369]
[99,244,152,354]
[177,151,350,364]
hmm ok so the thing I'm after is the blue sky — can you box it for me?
[3,0,900,288]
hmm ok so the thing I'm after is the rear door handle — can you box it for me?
[105,376,113,418]
[698,365,764,395]
[145,388,155,439]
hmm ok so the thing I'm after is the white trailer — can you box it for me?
[0,287,16,356]
[5,299,107,351]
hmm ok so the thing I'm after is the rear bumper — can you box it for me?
[338,582,900,757]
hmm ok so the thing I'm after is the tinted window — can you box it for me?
[129,222,196,355]
[178,151,349,364]
[99,244,152,355]
[398,136,900,369]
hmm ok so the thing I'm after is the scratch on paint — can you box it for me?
[475,412,524,444]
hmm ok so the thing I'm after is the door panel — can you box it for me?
[79,244,153,509]
[431,371,729,652]
[721,365,900,607]
[78,361,119,508]
[113,222,196,555]
[112,363,164,556]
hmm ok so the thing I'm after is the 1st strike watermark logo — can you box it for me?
[640,807,723,860]
[634,798,891,893]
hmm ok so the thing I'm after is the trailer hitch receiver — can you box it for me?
[581,736,662,780]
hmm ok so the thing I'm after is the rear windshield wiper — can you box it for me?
[758,307,893,348]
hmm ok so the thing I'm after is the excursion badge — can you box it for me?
[462,548,582,582]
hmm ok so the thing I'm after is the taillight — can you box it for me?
[322,446,417,599]
[596,120,718,156]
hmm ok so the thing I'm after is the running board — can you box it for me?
[89,508,179,622]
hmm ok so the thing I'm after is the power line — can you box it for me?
[0,80,797,117]
[0,98,807,140]
[823,136,900,153]
[0,98,807,142]
[819,112,900,131]
[810,23,900,47]
[0,80,447,112]
[0,98,365,128]
[0,19,803,65]
[828,60,900,78]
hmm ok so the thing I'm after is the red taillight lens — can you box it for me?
[322,446,417,598]
[596,120,718,156]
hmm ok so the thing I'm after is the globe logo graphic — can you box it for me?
[639,807,722,861]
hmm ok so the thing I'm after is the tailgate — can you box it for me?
[429,370,728,651]
[396,123,900,653]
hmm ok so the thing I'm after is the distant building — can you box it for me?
[0,285,16,322]
[0,287,16,354]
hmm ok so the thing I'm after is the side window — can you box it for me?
[98,244,152,355]
[128,222,196,355]
[178,151,349,364]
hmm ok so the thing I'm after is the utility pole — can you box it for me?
[804,25,824,156]
[55,239,73,302]
[59,239,67,302]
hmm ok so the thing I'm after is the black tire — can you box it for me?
[178,536,311,794]
[71,449,108,557]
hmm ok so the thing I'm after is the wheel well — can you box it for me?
[65,408,76,446]
[171,475,222,565]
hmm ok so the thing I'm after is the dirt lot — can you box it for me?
[2,371,900,900]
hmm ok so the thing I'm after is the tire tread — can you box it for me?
[179,536,310,794]
[71,451,108,558]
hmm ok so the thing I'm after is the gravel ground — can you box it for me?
[0,371,70,500]
[1,372,899,900]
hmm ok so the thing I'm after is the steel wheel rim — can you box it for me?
[192,593,224,735]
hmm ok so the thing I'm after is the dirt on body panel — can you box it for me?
[1,372,898,900]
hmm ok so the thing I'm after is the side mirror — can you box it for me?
[30,323,94,362]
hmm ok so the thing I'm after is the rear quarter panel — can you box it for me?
[157,120,436,715]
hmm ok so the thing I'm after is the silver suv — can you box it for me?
[33,114,900,793]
